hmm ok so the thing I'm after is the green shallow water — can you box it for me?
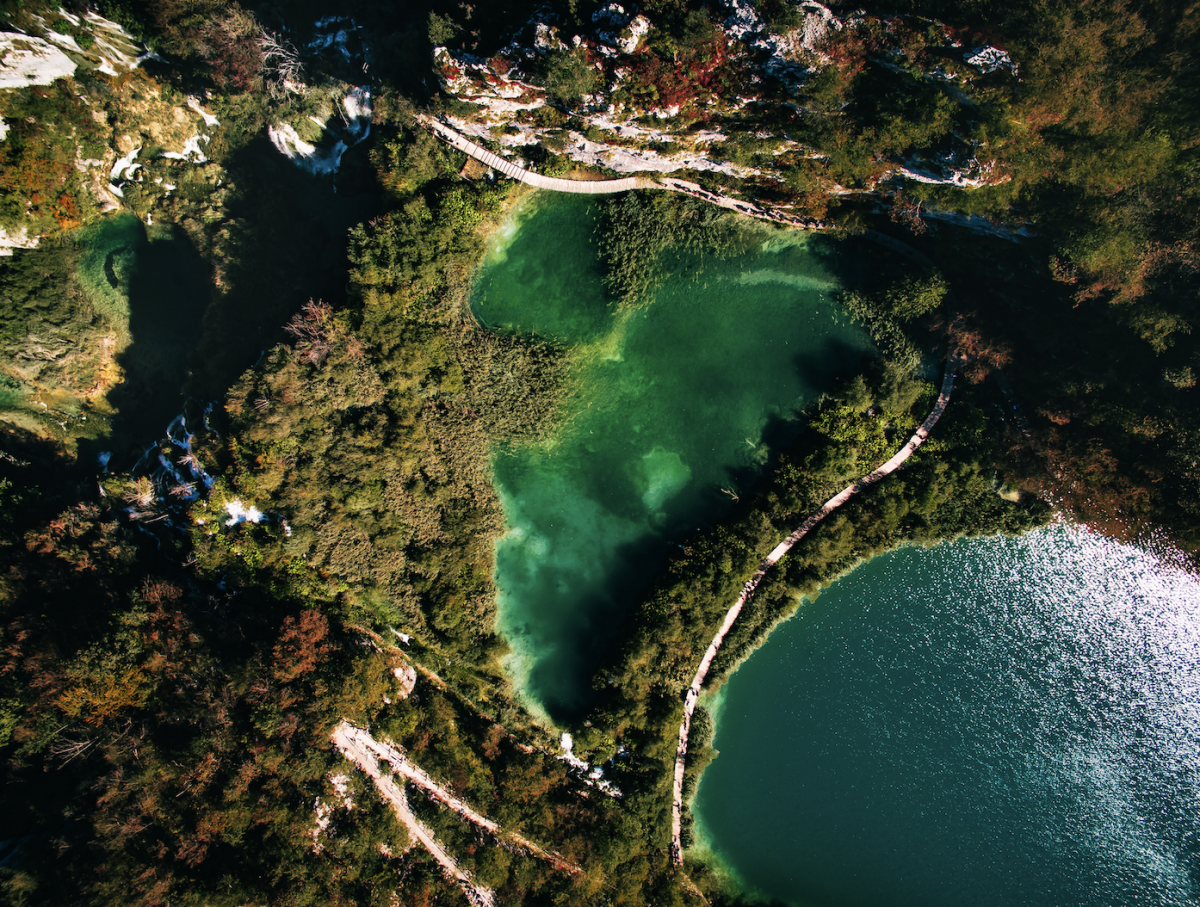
[75,214,212,443]
[693,524,1200,907]
[472,193,873,719]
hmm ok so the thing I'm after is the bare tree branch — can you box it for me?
[259,28,305,96]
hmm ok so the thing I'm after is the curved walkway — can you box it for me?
[420,116,825,228]
[423,117,652,193]
[669,355,961,864]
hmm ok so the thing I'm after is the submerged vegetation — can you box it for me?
[597,191,747,308]
[591,358,1049,855]
[0,0,1196,905]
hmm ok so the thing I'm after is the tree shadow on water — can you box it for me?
[79,134,383,468]
[524,530,692,723]
[183,133,383,402]
[531,336,875,724]
[104,221,211,448]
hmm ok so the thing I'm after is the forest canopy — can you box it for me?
[0,0,1197,905]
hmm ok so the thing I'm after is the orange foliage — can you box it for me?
[56,667,151,727]
[482,723,505,760]
[626,26,733,112]
[890,190,927,236]
[942,314,1013,383]
[1039,408,1072,425]
[821,27,871,78]
[144,603,195,681]
[502,757,555,804]
[0,137,77,228]
[141,578,183,604]
[271,609,332,682]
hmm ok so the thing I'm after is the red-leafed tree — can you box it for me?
[271,609,332,683]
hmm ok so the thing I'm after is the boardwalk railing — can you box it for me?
[419,116,826,228]
[669,355,961,864]
[423,116,652,194]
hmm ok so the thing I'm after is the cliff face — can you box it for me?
[0,4,380,445]
[0,8,244,274]
[428,0,1018,205]
[0,10,216,437]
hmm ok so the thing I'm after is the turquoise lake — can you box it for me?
[471,192,873,719]
[693,524,1200,906]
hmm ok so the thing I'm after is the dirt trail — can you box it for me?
[344,622,449,690]
[332,723,496,907]
[669,356,960,864]
[334,722,582,877]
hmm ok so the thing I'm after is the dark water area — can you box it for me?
[694,525,1200,907]
[72,138,382,462]
[472,193,874,719]
[184,134,383,402]
[74,214,210,448]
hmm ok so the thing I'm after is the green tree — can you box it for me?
[541,47,601,107]
[887,273,949,322]
[427,12,460,46]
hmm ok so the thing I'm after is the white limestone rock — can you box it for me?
[0,33,76,89]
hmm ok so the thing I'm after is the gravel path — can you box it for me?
[333,722,497,907]
[334,722,582,878]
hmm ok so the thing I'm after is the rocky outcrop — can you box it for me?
[429,1,1019,209]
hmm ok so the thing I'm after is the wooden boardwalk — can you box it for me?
[420,116,826,228]
[423,117,653,194]
[668,355,961,865]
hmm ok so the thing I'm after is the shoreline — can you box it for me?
[670,357,961,862]
[474,194,833,727]
[473,191,611,725]
[680,530,1005,903]
[677,504,1056,707]
[681,519,1199,906]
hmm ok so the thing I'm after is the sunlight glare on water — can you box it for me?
[693,523,1200,907]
